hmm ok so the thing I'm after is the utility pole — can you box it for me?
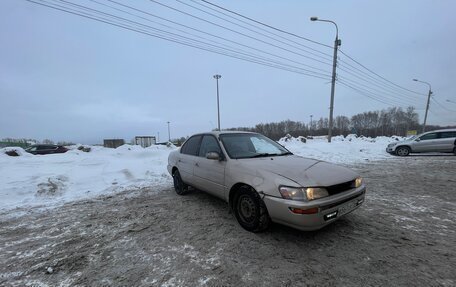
[310,115,313,135]
[167,121,171,142]
[157,132,160,143]
[413,79,432,133]
[213,74,222,131]
[310,17,340,143]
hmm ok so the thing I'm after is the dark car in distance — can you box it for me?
[25,144,69,155]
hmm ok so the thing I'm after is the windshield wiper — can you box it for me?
[277,152,293,156]
[250,153,279,158]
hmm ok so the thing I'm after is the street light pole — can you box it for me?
[310,115,313,136]
[310,17,340,143]
[167,121,171,142]
[413,79,432,133]
[213,74,222,131]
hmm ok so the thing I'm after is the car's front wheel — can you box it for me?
[395,146,410,156]
[233,186,270,232]
[173,170,189,195]
[453,147,456,155]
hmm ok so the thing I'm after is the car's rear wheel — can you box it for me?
[173,170,189,195]
[233,186,270,232]
[396,146,410,156]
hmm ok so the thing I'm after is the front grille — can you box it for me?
[326,180,355,195]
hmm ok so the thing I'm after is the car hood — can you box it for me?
[239,155,358,187]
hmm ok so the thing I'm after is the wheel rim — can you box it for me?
[237,194,256,224]
[397,148,408,156]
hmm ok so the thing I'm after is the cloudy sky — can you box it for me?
[1,0,455,144]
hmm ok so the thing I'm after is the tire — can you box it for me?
[233,186,270,232]
[453,147,456,155]
[395,146,410,157]
[172,170,189,195]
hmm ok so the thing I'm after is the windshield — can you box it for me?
[220,133,291,159]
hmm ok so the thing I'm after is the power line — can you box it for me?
[200,0,332,49]
[338,72,424,107]
[24,0,332,80]
[181,0,333,63]
[431,97,456,113]
[25,0,426,111]
[191,1,427,107]
[98,0,331,76]
[148,0,331,74]
[339,49,425,96]
[338,80,415,108]
[337,62,424,102]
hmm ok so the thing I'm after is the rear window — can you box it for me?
[181,135,202,156]
[439,131,456,139]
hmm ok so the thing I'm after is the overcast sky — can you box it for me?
[1,0,455,144]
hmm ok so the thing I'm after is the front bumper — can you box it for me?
[386,147,395,153]
[263,186,366,231]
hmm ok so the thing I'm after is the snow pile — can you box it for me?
[1,135,406,212]
[1,146,33,157]
[0,144,176,211]
[279,134,404,164]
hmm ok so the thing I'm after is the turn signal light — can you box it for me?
[289,207,319,214]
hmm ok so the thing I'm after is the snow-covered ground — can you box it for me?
[0,144,175,212]
[0,135,403,211]
[279,134,404,164]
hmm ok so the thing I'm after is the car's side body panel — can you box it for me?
[193,157,226,198]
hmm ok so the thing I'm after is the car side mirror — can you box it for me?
[206,151,221,160]
[415,138,421,142]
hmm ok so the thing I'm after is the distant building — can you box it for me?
[134,136,156,148]
[103,139,125,148]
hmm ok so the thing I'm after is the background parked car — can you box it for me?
[386,128,456,156]
[25,144,68,155]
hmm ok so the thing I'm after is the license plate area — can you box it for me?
[323,197,364,221]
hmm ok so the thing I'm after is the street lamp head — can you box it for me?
[413,79,418,81]
[310,16,318,21]
[213,74,221,79]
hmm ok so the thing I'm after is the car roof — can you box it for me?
[424,128,456,133]
[192,131,258,137]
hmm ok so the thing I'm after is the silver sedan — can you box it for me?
[167,131,366,232]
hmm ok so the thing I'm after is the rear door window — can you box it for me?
[181,135,202,156]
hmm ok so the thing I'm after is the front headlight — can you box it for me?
[279,186,329,201]
[305,187,329,200]
[279,186,306,201]
[354,177,363,188]
[387,143,396,147]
